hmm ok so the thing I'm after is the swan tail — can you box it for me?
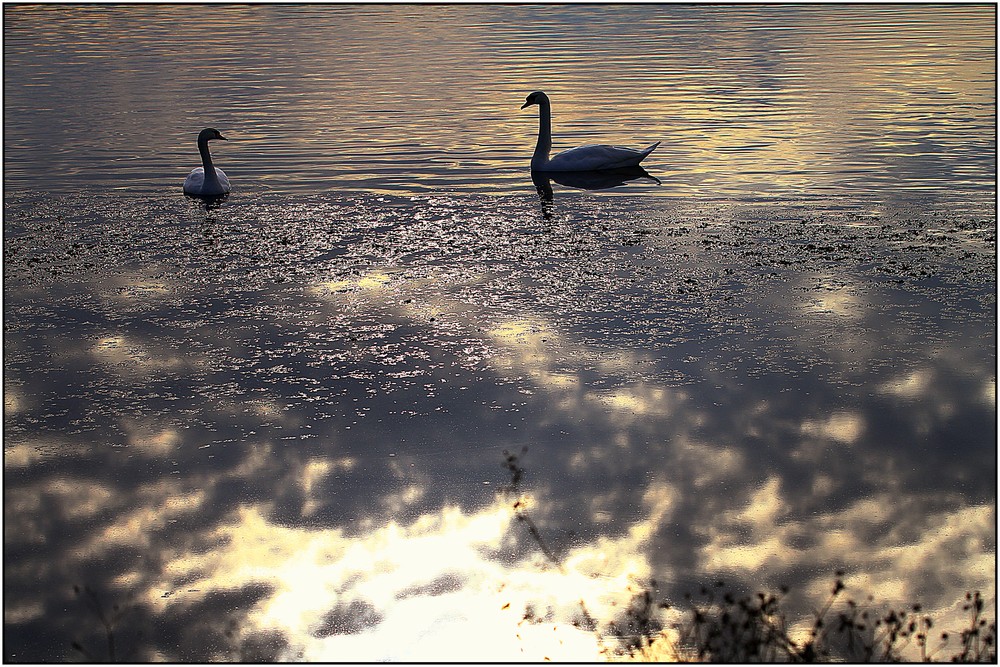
[638,141,661,160]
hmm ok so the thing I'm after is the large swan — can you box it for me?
[183,128,231,196]
[521,91,659,172]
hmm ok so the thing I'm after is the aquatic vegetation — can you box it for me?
[602,578,996,663]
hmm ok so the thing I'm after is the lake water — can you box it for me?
[3,4,996,662]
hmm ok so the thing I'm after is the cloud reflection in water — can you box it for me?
[3,191,995,661]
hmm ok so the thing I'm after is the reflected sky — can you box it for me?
[2,4,995,199]
[3,3,996,662]
[4,188,995,661]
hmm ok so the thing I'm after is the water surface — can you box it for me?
[3,4,996,663]
[4,4,995,199]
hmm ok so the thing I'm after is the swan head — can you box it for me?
[520,91,549,109]
[198,127,228,143]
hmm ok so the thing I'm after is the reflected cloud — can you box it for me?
[588,385,680,420]
[800,412,865,445]
[90,333,194,376]
[3,385,27,416]
[118,423,185,456]
[3,193,994,661]
[143,500,619,661]
[698,483,994,621]
[800,279,866,319]
[879,368,932,399]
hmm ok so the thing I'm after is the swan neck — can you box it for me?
[198,138,219,183]
[532,100,552,168]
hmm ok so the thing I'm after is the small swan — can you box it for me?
[521,91,659,172]
[183,128,231,196]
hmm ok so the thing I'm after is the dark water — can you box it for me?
[3,5,996,662]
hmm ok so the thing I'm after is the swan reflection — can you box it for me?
[185,192,230,210]
[531,166,661,207]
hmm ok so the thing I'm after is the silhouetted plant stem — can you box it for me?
[70,584,139,663]
[958,591,995,662]
[501,448,601,650]
[513,504,564,574]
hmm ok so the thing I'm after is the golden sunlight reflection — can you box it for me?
[486,318,561,372]
[484,316,689,427]
[3,599,45,626]
[3,444,41,469]
[677,438,747,489]
[3,438,92,469]
[108,279,172,300]
[803,290,865,319]
[68,443,981,660]
[301,457,357,517]
[98,497,207,552]
[310,271,394,295]
[6,478,114,527]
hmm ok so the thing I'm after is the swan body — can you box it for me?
[183,128,231,196]
[521,91,659,172]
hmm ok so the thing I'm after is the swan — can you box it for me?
[183,128,231,196]
[521,91,659,172]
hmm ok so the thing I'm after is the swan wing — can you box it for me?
[183,167,206,194]
[542,141,660,172]
[183,167,231,195]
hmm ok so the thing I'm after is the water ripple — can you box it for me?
[3,4,994,200]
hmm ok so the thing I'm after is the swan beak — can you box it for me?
[520,101,531,109]
[218,134,229,141]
